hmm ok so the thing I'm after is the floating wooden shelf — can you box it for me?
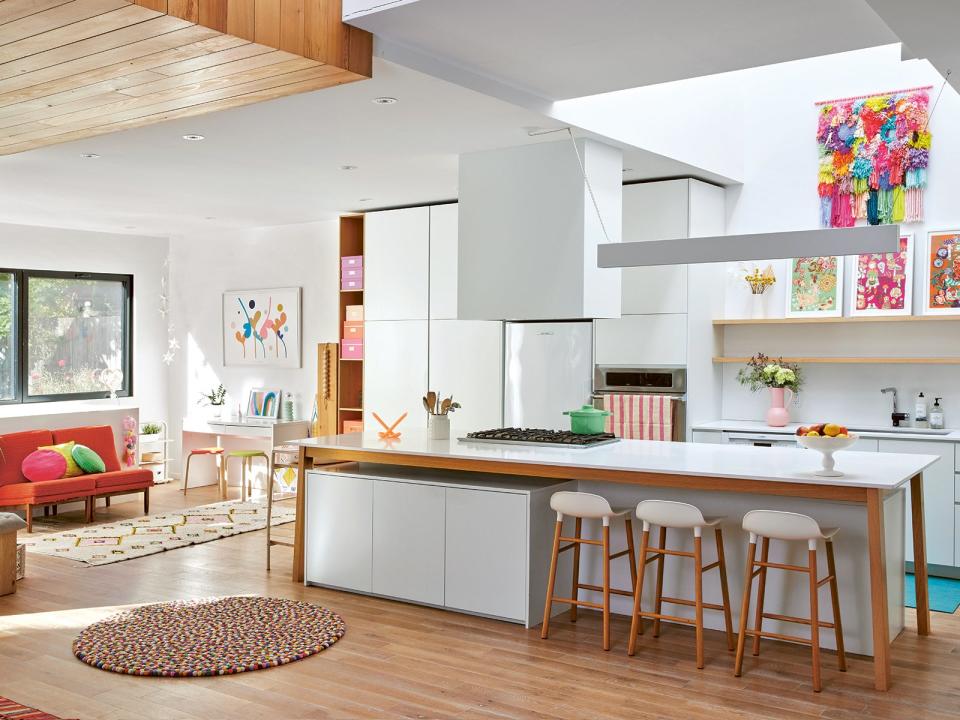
[339,407,363,412]
[714,315,960,326]
[340,357,363,362]
[714,356,960,365]
[338,215,365,434]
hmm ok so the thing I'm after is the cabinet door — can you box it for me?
[305,472,372,591]
[363,320,428,429]
[429,203,458,320]
[372,481,446,605]
[445,487,527,621]
[879,439,954,567]
[621,181,688,314]
[428,320,502,434]
[594,314,687,365]
[364,207,430,320]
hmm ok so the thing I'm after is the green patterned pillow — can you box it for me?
[72,444,106,474]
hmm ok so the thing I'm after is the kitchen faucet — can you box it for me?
[881,387,910,427]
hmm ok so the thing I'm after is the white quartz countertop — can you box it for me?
[291,431,937,490]
[694,419,960,442]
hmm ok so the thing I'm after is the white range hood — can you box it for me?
[457,137,622,321]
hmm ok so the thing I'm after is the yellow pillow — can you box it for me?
[39,441,84,477]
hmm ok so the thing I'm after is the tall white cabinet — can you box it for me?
[363,203,503,432]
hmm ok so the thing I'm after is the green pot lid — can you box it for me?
[563,405,611,417]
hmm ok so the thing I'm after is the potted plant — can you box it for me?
[140,422,163,443]
[199,384,227,419]
[736,354,803,427]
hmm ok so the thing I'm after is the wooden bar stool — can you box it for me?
[266,444,299,571]
[734,510,846,693]
[226,450,270,500]
[541,491,637,651]
[627,500,734,669]
[183,447,225,498]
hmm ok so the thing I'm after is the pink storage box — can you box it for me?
[345,305,364,321]
[342,267,362,281]
[341,340,363,359]
[344,321,364,340]
[341,255,363,269]
[343,420,363,433]
[341,277,363,291]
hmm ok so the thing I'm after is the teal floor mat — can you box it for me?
[905,573,960,613]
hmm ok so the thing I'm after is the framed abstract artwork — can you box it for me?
[849,234,913,317]
[223,287,301,367]
[785,256,843,318]
[247,388,282,419]
[924,230,960,314]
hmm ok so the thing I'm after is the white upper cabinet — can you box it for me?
[429,320,503,433]
[363,320,429,429]
[594,314,687,366]
[364,207,430,321]
[429,203,458,320]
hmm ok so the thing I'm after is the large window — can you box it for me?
[0,270,132,404]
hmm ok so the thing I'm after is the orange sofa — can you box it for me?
[0,425,154,532]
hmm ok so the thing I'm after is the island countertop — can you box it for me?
[289,431,937,491]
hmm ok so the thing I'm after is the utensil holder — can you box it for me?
[430,414,450,440]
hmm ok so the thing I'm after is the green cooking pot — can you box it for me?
[563,405,611,434]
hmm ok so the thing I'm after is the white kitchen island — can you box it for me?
[290,431,938,691]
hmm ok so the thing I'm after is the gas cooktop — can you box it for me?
[460,428,620,448]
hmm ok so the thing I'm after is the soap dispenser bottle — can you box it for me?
[930,398,945,430]
[915,392,929,428]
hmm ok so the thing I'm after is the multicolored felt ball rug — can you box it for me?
[73,596,346,676]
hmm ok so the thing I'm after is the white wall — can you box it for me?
[167,220,339,460]
[713,44,960,426]
[0,222,168,426]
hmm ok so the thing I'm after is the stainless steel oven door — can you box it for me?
[594,365,686,395]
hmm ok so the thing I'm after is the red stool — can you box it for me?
[183,447,226,499]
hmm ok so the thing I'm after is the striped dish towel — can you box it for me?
[603,394,674,441]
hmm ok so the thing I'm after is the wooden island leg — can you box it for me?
[866,488,891,692]
[292,445,308,584]
[910,473,931,636]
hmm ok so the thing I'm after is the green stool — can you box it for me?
[226,450,269,500]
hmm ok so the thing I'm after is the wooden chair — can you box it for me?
[0,513,27,596]
[627,500,734,669]
[183,447,226,498]
[266,444,299,571]
[541,491,637,651]
[734,509,846,693]
[226,450,270,501]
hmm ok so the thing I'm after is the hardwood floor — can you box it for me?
[1,483,959,720]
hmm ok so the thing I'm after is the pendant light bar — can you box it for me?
[597,225,901,268]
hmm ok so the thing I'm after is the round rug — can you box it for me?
[73,596,345,677]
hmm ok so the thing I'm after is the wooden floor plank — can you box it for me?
[0,0,129,45]
[0,0,76,27]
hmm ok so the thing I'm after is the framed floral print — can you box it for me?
[785,256,843,318]
[849,234,913,317]
[924,230,960,314]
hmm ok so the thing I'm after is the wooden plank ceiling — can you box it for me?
[0,0,372,155]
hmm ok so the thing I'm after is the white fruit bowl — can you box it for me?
[796,434,858,477]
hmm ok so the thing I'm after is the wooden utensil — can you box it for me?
[423,396,432,414]
[440,397,452,415]
[426,391,437,416]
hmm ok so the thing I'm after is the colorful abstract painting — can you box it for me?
[925,231,960,314]
[248,388,282,418]
[850,234,913,316]
[223,287,301,367]
[817,87,931,228]
[786,256,843,318]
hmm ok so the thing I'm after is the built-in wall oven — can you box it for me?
[591,365,687,441]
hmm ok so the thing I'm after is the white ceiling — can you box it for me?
[0,59,704,237]
[350,0,898,100]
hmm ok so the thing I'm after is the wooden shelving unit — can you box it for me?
[338,215,364,434]
[714,356,960,364]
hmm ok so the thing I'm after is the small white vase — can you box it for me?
[750,293,766,319]
[206,405,223,420]
[429,414,450,440]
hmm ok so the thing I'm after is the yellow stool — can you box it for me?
[183,447,226,498]
[226,450,269,500]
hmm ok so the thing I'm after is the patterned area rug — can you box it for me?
[20,500,296,566]
[73,596,345,677]
[0,695,73,719]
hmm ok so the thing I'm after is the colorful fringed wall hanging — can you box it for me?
[816,86,931,228]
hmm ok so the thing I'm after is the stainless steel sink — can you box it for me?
[849,426,953,436]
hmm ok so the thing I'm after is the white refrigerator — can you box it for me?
[503,321,593,430]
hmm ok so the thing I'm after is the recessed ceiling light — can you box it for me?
[182,134,205,141]
[204,216,216,220]
[80,153,100,159]
[372,97,397,105]
[358,198,373,202]
[124,225,136,229]
[339,165,358,171]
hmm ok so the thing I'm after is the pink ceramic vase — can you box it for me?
[766,387,793,427]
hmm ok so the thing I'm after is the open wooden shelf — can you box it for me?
[714,356,960,364]
[714,315,960,326]
[338,215,365,434]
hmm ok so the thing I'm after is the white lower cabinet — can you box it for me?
[879,439,955,567]
[304,473,373,591]
[445,487,527,621]
[372,481,445,605]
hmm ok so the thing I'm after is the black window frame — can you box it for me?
[0,269,134,405]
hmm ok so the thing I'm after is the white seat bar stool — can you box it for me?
[734,510,846,693]
[541,491,637,651]
[627,500,734,669]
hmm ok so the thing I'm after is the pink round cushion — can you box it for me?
[21,449,68,482]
